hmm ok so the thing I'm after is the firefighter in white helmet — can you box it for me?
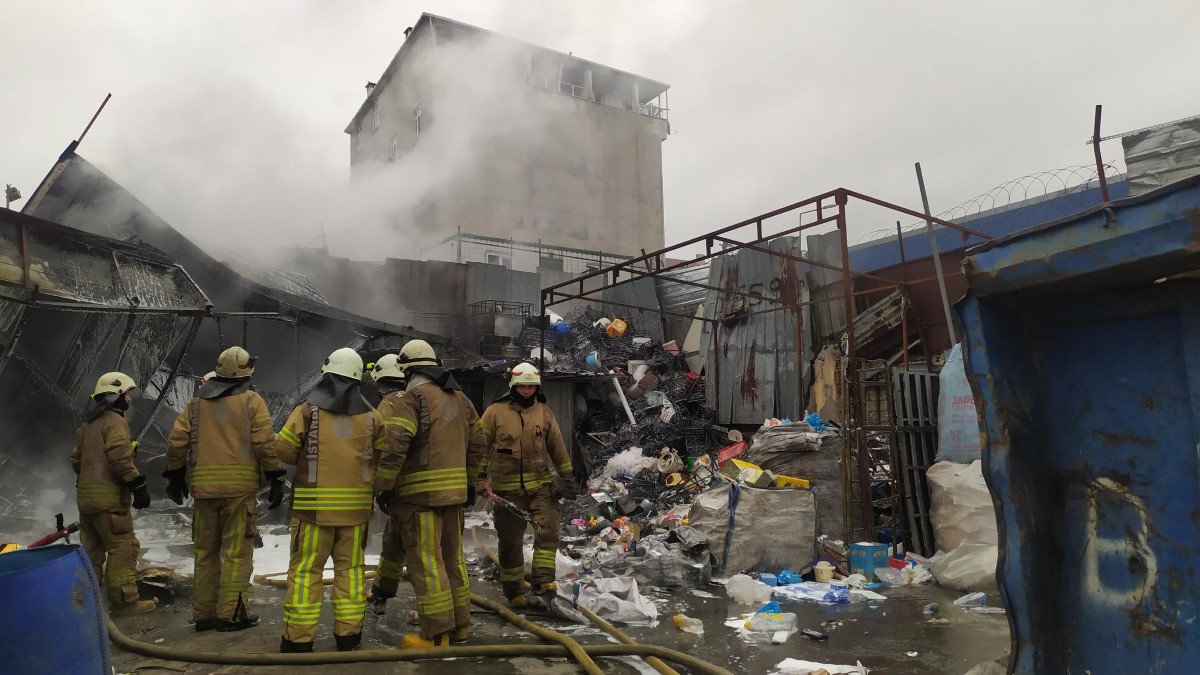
[477,362,576,607]
[373,339,487,648]
[275,347,384,653]
[364,354,409,614]
[71,372,157,616]
[164,347,284,632]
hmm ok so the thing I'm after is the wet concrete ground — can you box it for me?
[111,560,1010,674]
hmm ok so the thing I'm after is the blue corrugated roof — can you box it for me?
[849,181,1130,273]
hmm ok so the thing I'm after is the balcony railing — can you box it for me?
[520,71,668,121]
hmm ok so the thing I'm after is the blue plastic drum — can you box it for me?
[0,544,111,674]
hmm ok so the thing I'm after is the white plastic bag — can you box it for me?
[927,460,998,551]
[725,574,773,604]
[563,576,658,623]
[936,343,982,463]
[930,542,998,592]
[873,565,933,587]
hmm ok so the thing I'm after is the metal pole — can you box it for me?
[914,162,958,345]
[1092,104,1111,203]
[896,221,910,370]
[78,93,112,146]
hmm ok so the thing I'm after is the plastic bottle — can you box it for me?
[953,592,987,607]
[673,614,705,635]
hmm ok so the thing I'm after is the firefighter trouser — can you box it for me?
[79,506,141,605]
[398,504,469,639]
[192,494,257,622]
[374,511,407,598]
[281,518,368,643]
[494,485,561,597]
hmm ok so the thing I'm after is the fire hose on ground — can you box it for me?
[107,564,730,674]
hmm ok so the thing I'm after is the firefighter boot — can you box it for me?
[280,637,314,653]
[111,599,158,616]
[335,633,362,652]
[401,632,451,649]
[451,626,470,643]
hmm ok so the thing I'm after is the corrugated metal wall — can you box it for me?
[700,237,812,425]
[466,264,540,307]
[603,276,664,342]
[656,260,712,345]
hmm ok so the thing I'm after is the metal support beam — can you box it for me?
[135,316,203,445]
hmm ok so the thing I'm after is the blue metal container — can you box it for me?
[0,544,112,674]
[957,175,1200,673]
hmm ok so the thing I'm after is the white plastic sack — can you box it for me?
[725,574,773,604]
[929,542,998,592]
[563,576,658,623]
[688,484,816,574]
[927,460,998,551]
[936,343,982,463]
[773,658,867,675]
[772,581,850,605]
[873,565,934,587]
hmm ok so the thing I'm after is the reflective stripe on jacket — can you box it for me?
[72,410,141,514]
[275,402,384,526]
[478,399,571,494]
[165,390,282,498]
[373,379,487,508]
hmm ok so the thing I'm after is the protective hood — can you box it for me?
[498,388,546,407]
[196,376,252,400]
[405,366,461,392]
[307,372,373,415]
[83,393,125,422]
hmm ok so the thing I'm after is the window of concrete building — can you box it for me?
[486,252,512,269]
[539,256,564,272]
[354,123,363,156]
[372,105,380,132]
[389,134,397,161]
[413,105,422,144]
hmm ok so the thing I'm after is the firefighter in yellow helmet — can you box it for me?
[364,354,408,614]
[373,339,487,648]
[71,372,156,616]
[164,347,285,632]
[275,347,384,653]
[477,362,576,606]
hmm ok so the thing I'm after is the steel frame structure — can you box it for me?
[539,187,992,542]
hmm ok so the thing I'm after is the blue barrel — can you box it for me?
[0,544,111,674]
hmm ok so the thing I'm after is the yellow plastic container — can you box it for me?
[774,474,810,489]
[814,561,835,582]
[606,318,628,338]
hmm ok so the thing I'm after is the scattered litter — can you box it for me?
[953,592,987,607]
[800,628,829,642]
[559,576,658,623]
[672,614,705,635]
[772,658,867,675]
[726,574,774,604]
[691,590,719,599]
[773,581,850,605]
[906,651,919,657]
[923,603,940,617]
[873,564,933,587]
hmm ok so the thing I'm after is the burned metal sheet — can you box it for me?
[700,236,812,425]
[1122,116,1200,196]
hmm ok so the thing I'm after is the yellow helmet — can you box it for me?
[93,372,137,397]
[322,347,364,380]
[215,346,255,379]
[370,353,405,382]
[397,339,440,372]
[509,362,542,388]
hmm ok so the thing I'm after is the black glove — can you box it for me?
[263,469,287,511]
[268,479,285,510]
[465,485,477,508]
[163,467,189,505]
[375,490,392,515]
[127,476,151,510]
[553,475,579,500]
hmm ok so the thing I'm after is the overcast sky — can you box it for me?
[3,0,1199,257]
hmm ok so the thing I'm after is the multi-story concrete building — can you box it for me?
[344,13,670,263]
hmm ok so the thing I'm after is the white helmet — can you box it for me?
[93,372,137,397]
[397,339,440,372]
[370,354,405,382]
[322,347,364,380]
[215,346,255,379]
[508,362,542,388]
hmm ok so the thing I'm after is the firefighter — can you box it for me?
[71,372,156,615]
[364,354,408,614]
[163,347,286,632]
[476,362,576,607]
[373,339,487,648]
[275,347,384,653]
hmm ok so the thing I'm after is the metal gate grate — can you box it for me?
[892,369,939,556]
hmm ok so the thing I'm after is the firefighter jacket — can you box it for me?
[275,402,384,526]
[72,410,142,513]
[373,375,488,508]
[165,390,283,498]
[478,397,572,494]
